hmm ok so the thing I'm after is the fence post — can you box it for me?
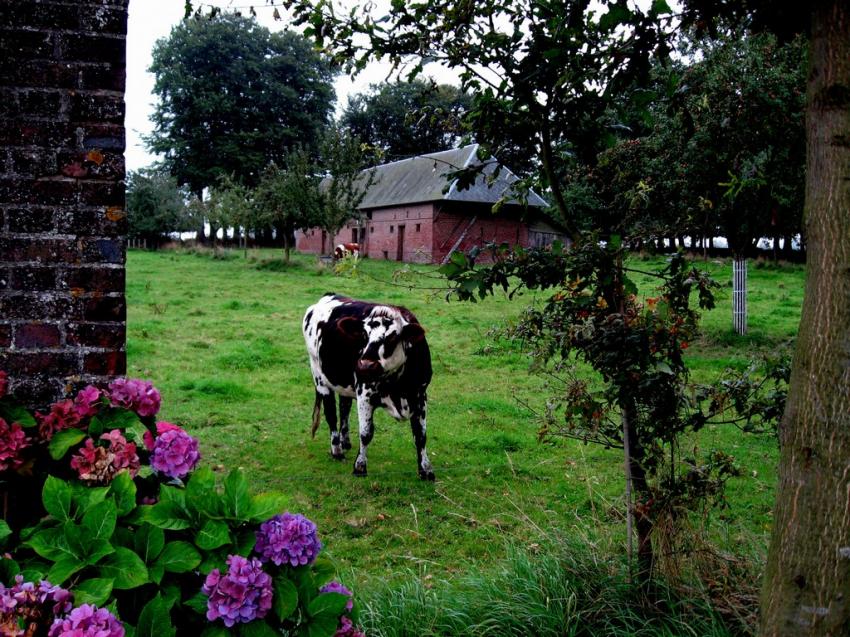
[732,256,747,335]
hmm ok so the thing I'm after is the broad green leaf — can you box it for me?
[305,614,340,637]
[249,492,288,523]
[185,467,218,516]
[62,521,86,560]
[308,592,350,618]
[655,361,674,375]
[134,524,165,563]
[235,529,256,556]
[195,520,231,551]
[109,471,137,517]
[238,621,278,637]
[98,547,148,589]
[73,578,114,606]
[311,557,336,588]
[159,485,186,507]
[72,484,109,516]
[94,408,141,430]
[0,520,11,546]
[84,542,115,566]
[46,556,83,585]
[148,562,164,585]
[0,556,20,582]
[155,541,201,573]
[223,469,251,520]
[26,528,72,561]
[184,591,208,615]
[48,429,87,460]
[146,501,191,530]
[136,595,176,637]
[0,402,37,428]
[123,420,150,447]
[42,476,73,521]
[82,499,118,543]
[200,627,231,637]
[272,577,298,621]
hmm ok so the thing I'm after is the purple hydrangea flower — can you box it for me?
[74,385,102,418]
[108,378,161,418]
[320,581,354,613]
[0,576,74,635]
[255,513,322,566]
[334,616,366,637]
[150,428,201,479]
[48,604,124,637]
[202,555,273,627]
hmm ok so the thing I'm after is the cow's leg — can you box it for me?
[353,390,375,477]
[339,396,353,451]
[410,394,434,481]
[323,393,344,460]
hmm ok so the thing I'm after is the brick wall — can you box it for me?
[0,0,128,406]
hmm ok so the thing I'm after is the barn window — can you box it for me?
[370,226,375,234]
[390,225,394,233]
[415,223,421,232]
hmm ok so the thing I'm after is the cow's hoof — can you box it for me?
[353,466,367,477]
[342,439,352,450]
[331,452,345,461]
[419,469,436,481]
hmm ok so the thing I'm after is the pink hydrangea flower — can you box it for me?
[0,371,7,399]
[334,616,366,637]
[36,400,81,442]
[47,604,124,637]
[0,418,30,473]
[70,430,139,484]
[73,385,102,418]
[202,555,273,627]
[143,421,183,451]
[150,426,200,480]
[108,378,161,418]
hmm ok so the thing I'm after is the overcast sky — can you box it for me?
[125,1,459,172]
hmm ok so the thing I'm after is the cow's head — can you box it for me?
[337,307,425,379]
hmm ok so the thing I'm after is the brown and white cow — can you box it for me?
[333,243,360,260]
[302,293,434,480]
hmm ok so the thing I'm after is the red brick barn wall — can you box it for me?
[0,0,128,405]
[367,203,434,263]
[432,203,529,264]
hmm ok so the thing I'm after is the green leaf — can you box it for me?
[136,595,176,637]
[308,592,350,618]
[0,401,37,428]
[25,528,71,561]
[98,547,148,589]
[47,556,84,585]
[73,578,114,606]
[72,484,110,516]
[48,429,87,460]
[184,590,208,615]
[82,499,118,543]
[84,542,115,566]
[655,361,674,375]
[148,562,165,585]
[238,621,278,637]
[311,557,336,588]
[123,420,150,447]
[134,524,165,563]
[42,476,73,521]
[0,556,20,582]
[109,470,137,517]
[249,492,288,523]
[223,469,251,520]
[94,408,141,430]
[272,577,298,621]
[195,520,231,550]
[155,541,201,573]
[0,520,11,547]
[200,627,232,637]
[63,521,87,560]
[146,501,191,530]
[305,614,340,637]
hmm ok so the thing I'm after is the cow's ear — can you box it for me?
[337,316,365,342]
[402,322,426,344]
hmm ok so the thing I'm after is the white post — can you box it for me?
[732,256,747,335]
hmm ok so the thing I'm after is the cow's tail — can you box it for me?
[310,391,322,439]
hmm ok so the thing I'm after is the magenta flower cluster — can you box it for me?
[74,385,102,419]
[108,378,161,418]
[70,430,140,484]
[150,426,201,480]
[320,581,354,613]
[0,576,73,636]
[335,616,366,637]
[0,418,30,473]
[48,604,124,637]
[255,512,322,567]
[203,555,273,627]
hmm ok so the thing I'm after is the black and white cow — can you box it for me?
[302,293,435,480]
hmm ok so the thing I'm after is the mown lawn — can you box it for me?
[126,248,804,589]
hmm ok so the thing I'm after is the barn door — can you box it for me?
[397,224,405,261]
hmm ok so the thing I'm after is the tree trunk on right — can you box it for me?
[759,2,850,635]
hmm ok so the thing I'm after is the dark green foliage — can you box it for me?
[147,14,335,195]
[126,168,190,243]
[341,80,472,161]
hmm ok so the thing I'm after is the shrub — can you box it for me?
[0,371,363,636]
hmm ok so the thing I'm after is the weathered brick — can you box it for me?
[81,123,125,151]
[67,322,124,348]
[0,352,78,376]
[6,206,55,233]
[0,237,77,264]
[79,7,127,35]
[14,323,62,349]
[17,89,65,119]
[0,5,80,33]
[0,30,54,61]
[56,206,125,236]
[0,324,10,348]
[76,295,125,322]
[62,266,125,292]
[70,92,124,123]
[10,375,66,406]
[56,149,124,181]
[9,266,57,291]
[0,293,73,320]
[59,34,126,65]
[78,64,126,92]
[83,350,125,375]
[79,180,123,206]
[9,149,58,179]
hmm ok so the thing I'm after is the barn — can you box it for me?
[295,144,564,264]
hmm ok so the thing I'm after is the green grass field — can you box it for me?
[126,248,804,593]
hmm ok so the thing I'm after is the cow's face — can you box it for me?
[338,307,425,379]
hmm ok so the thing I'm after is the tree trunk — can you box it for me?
[732,255,747,335]
[622,398,653,582]
[759,3,850,635]
[283,230,290,263]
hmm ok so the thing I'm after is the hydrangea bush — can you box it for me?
[0,373,363,636]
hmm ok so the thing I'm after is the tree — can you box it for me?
[125,168,189,245]
[341,80,472,162]
[147,13,335,199]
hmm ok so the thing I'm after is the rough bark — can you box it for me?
[759,2,850,634]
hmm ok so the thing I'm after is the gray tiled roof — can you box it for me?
[355,144,548,210]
